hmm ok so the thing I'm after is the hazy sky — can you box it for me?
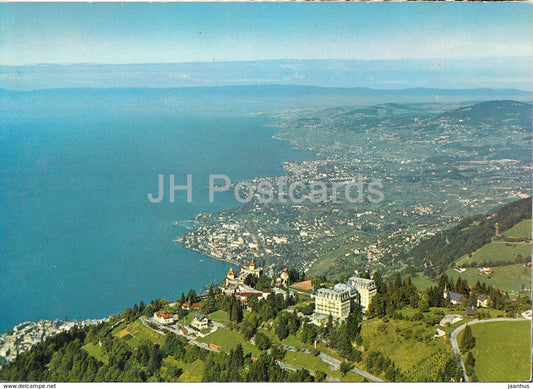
[0,2,531,65]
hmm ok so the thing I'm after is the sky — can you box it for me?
[0,2,532,65]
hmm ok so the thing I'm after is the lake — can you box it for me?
[0,89,313,331]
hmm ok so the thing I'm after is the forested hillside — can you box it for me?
[404,197,531,274]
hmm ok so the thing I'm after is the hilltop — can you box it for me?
[433,100,532,129]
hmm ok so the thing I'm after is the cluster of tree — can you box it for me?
[424,274,530,315]
[202,344,246,381]
[244,274,273,291]
[246,292,295,322]
[288,269,307,284]
[177,289,200,305]
[320,301,363,363]
[199,286,217,315]
[0,316,212,383]
[274,311,301,340]
[254,332,271,351]
[339,361,353,376]
[464,255,528,269]
[299,321,320,345]
[202,344,317,382]
[122,298,175,322]
[404,197,531,274]
[228,296,244,323]
[366,273,420,318]
[311,277,324,291]
[364,351,404,382]
[296,303,314,316]
[435,355,463,382]
[493,196,532,231]
[162,333,207,364]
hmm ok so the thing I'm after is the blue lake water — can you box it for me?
[0,90,313,331]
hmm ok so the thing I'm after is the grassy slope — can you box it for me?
[460,320,531,382]
[207,310,230,325]
[114,321,166,347]
[446,264,531,295]
[307,243,360,277]
[180,312,196,326]
[360,317,452,381]
[502,219,532,239]
[411,226,531,294]
[82,342,108,364]
[457,241,531,267]
[162,356,204,382]
[201,327,259,356]
[410,272,437,291]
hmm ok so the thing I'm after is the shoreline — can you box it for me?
[175,113,319,270]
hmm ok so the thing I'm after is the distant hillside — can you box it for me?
[342,103,429,118]
[405,197,532,274]
[430,100,532,131]
[3,86,531,114]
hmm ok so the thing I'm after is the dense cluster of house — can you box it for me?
[313,276,377,323]
[0,318,108,364]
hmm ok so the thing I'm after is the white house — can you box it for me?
[477,294,490,308]
[154,311,175,325]
[191,313,210,330]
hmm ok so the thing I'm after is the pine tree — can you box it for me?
[465,352,476,376]
[230,298,243,323]
[460,325,476,353]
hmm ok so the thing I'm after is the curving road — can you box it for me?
[450,317,529,382]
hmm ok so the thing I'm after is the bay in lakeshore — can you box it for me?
[0,89,315,332]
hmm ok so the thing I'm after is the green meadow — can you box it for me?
[461,320,531,382]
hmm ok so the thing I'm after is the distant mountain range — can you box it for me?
[1,85,531,110]
[1,57,532,91]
